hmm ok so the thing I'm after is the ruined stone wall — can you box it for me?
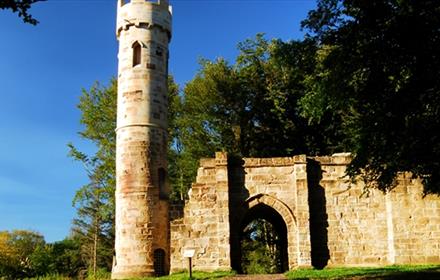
[170,153,230,272]
[388,176,440,264]
[313,154,440,267]
[311,155,389,266]
[170,153,440,273]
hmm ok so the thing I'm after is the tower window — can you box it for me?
[156,47,163,57]
[158,168,168,200]
[132,41,141,67]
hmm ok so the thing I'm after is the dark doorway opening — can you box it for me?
[153,249,166,276]
[237,204,288,274]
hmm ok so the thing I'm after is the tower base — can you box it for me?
[111,265,155,280]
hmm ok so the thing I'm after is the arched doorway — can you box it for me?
[154,248,166,276]
[235,203,289,274]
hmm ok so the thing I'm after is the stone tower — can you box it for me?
[112,0,172,279]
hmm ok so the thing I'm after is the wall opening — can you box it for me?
[132,41,142,67]
[158,168,168,199]
[154,249,166,276]
[235,204,288,274]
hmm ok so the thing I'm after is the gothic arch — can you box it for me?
[244,194,296,228]
[230,194,298,273]
[132,41,142,67]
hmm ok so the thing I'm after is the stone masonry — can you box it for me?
[170,152,440,272]
[112,0,172,279]
[111,1,439,277]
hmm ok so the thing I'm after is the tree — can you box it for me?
[241,219,282,274]
[0,231,16,278]
[50,237,84,277]
[0,0,45,25]
[28,244,54,277]
[0,230,46,279]
[68,79,117,275]
[173,35,343,197]
[301,0,440,194]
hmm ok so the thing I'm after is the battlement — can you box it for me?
[118,0,169,6]
[116,0,172,39]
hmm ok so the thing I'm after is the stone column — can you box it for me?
[294,155,312,267]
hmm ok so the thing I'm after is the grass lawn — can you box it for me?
[138,270,236,280]
[285,265,440,279]
[25,265,440,279]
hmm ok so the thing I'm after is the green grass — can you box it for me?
[138,270,236,280]
[21,265,440,280]
[23,270,235,280]
[285,265,440,279]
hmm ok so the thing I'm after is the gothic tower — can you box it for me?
[112,0,172,278]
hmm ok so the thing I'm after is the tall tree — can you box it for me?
[0,0,45,25]
[68,79,118,274]
[0,230,46,279]
[173,35,343,198]
[301,0,440,194]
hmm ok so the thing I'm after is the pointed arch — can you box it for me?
[230,194,299,272]
[132,41,142,67]
[244,194,297,227]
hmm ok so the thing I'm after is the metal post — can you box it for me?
[189,257,193,279]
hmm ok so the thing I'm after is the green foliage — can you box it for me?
[0,230,49,279]
[172,34,343,197]
[49,238,84,277]
[0,231,84,280]
[241,219,282,274]
[285,265,440,279]
[85,267,111,280]
[241,241,274,274]
[28,244,54,277]
[68,79,117,274]
[0,0,45,25]
[301,0,440,194]
[167,77,191,201]
[24,274,70,280]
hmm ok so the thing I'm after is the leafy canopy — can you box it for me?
[301,0,440,194]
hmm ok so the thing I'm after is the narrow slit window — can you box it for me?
[158,168,167,199]
[156,47,163,57]
[132,42,141,67]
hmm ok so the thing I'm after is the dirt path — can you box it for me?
[222,274,287,280]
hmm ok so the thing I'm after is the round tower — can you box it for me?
[112,0,172,279]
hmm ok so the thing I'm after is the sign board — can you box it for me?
[183,249,195,258]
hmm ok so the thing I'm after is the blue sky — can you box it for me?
[0,0,316,242]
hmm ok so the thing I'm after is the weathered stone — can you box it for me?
[113,2,439,276]
[170,153,440,272]
[112,1,172,279]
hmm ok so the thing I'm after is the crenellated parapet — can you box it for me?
[116,0,172,39]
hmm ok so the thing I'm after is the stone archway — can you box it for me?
[230,194,297,273]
